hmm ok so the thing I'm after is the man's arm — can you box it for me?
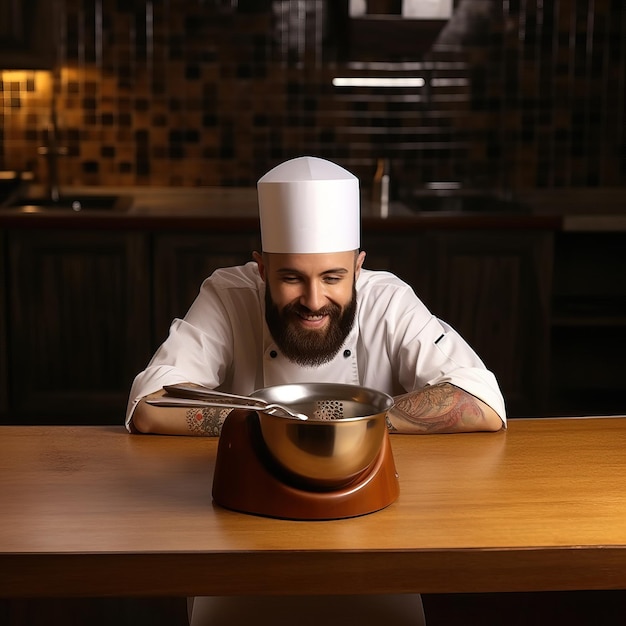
[132,383,502,436]
[131,389,231,436]
[387,383,503,434]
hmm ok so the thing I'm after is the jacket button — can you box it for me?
[270,350,278,358]
[343,349,351,358]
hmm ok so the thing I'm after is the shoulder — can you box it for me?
[186,262,263,325]
[203,261,263,291]
[357,268,415,298]
[357,268,431,319]
[193,262,264,315]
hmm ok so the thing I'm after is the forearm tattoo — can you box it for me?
[186,407,232,436]
[388,383,485,433]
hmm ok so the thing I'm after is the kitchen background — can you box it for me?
[1,0,624,195]
[2,5,625,623]
[1,0,625,427]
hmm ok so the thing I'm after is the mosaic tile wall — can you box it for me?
[0,0,624,192]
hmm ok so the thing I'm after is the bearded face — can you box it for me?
[264,281,357,367]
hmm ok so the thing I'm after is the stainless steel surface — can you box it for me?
[251,383,394,487]
[161,383,308,420]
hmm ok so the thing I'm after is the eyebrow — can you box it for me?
[276,267,350,276]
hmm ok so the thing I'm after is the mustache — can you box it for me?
[285,302,340,318]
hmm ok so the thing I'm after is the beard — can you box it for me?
[264,283,357,368]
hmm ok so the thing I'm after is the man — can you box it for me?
[127,156,504,435]
[126,156,506,625]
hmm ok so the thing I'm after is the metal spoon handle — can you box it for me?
[147,396,308,420]
[162,383,309,420]
[164,384,270,406]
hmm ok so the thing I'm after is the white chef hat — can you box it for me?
[257,156,360,254]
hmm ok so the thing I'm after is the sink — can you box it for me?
[2,194,133,212]
[399,189,525,214]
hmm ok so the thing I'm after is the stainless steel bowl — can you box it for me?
[251,383,394,489]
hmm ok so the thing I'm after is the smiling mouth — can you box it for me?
[292,308,332,331]
[299,312,326,322]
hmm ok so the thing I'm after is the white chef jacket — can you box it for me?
[126,261,506,430]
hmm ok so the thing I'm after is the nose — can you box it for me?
[299,280,326,312]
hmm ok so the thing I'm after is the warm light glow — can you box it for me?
[1,70,33,82]
[0,70,53,103]
[332,77,425,88]
[0,70,52,85]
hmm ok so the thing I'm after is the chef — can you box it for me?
[126,155,506,625]
[127,156,505,436]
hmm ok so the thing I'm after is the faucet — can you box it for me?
[372,157,391,217]
[38,105,67,202]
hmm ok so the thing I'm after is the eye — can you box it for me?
[323,275,342,284]
[280,274,301,284]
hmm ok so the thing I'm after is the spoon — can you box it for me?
[147,383,309,421]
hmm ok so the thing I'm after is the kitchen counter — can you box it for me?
[0,185,565,231]
[1,185,624,231]
[515,188,626,232]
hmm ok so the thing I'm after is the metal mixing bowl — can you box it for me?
[251,383,394,489]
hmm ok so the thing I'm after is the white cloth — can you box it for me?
[126,261,506,429]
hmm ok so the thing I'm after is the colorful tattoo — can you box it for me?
[186,407,232,436]
[389,383,485,433]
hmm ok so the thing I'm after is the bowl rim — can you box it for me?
[251,382,394,422]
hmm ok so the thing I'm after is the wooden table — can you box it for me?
[2,417,626,598]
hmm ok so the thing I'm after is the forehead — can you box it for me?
[265,251,356,274]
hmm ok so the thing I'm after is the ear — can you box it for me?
[355,250,366,279]
[253,251,266,281]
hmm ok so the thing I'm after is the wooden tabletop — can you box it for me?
[2,417,626,598]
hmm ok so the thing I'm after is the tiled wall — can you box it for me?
[0,0,624,192]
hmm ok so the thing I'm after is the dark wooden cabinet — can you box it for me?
[0,0,55,69]
[0,223,560,423]
[152,231,260,346]
[362,229,553,417]
[549,231,626,417]
[5,230,152,424]
[0,231,7,416]
[428,231,553,417]
[361,231,435,307]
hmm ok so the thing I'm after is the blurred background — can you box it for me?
[1,0,623,192]
[0,1,624,425]
[1,4,625,623]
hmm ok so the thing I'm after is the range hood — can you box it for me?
[346,0,454,61]
[350,0,453,19]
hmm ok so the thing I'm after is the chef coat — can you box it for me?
[126,261,506,431]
